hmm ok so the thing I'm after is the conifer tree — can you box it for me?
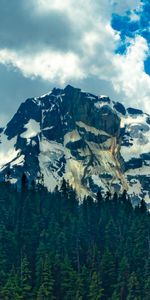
[96,189,103,207]
[116,257,129,300]
[113,192,118,204]
[37,255,54,300]
[20,255,32,299]
[21,173,28,193]
[140,199,147,214]
[89,271,104,300]
[144,277,150,300]
[0,224,7,287]
[60,256,78,300]
[127,272,141,300]
[74,274,84,300]
[1,267,22,300]
[101,249,116,298]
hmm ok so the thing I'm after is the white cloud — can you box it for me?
[0,0,150,114]
[129,11,141,22]
[36,0,72,12]
[112,36,150,110]
[112,0,142,15]
[0,49,84,84]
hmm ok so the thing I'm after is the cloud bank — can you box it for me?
[0,0,150,125]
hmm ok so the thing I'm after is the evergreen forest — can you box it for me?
[0,175,150,300]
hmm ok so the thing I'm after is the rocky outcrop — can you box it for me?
[0,85,150,203]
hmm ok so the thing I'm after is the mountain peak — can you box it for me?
[0,86,150,204]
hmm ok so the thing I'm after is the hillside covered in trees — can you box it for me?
[0,176,150,300]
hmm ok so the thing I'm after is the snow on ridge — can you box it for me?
[0,134,20,169]
[86,94,97,100]
[99,95,108,99]
[38,138,65,191]
[21,119,41,140]
[33,91,52,106]
[126,166,150,176]
[94,101,112,109]
[10,154,25,168]
[128,179,142,196]
[120,114,147,128]
[121,130,150,162]
[39,91,52,99]
[120,112,150,162]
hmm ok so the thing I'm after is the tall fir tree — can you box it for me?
[89,271,104,300]
[37,255,54,300]
[127,272,141,300]
[1,267,22,300]
[20,255,32,300]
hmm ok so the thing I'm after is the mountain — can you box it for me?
[0,85,150,203]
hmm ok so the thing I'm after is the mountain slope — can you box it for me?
[0,85,150,202]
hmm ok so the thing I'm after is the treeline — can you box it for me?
[0,176,150,299]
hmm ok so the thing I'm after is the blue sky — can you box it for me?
[0,0,150,125]
[111,0,150,73]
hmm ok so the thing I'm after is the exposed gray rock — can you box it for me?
[0,85,150,203]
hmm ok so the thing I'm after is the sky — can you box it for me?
[0,0,150,125]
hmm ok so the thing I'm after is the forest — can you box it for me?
[0,174,150,300]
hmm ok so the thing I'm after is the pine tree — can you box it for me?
[96,190,103,207]
[105,191,111,201]
[20,255,32,299]
[17,173,28,252]
[60,178,67,195]
[80,265,90,299]
[0,224,7,287]
[89,271,104,300]
[127,272,141,300]
[21,173,28,193]
[144,277,150,300]
[37,255,54,300]
[112,291,120,300]
[100,249,116,298]
[121,190,127,203]
[75,274,84,300]
[1,267,22,300]
[116,257,129,300]
[113,192,118,204]
[140,199,147,214]
[143,256,150,299]
[60,256,78,300]
[105,219,118,252]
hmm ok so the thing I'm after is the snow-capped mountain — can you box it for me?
[0,85,150,202]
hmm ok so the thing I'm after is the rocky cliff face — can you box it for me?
[0,85,150,203]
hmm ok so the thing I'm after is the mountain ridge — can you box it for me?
[0,85,150,203]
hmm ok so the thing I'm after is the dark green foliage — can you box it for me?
[89,271,103,300]
[0,181,150,299]
[127,272,141,300]
[20,255,32,299]
[1,267,22,300]
[37,255,54,300]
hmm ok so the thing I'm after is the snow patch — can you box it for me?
[39,91,52,98]
[10,155,25,168]
[128,179,142,195]
[21,119,41,140]
[0,134,20,169]
[99,95,108,99]
[38,138,64,191]
[120,114,147,128]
